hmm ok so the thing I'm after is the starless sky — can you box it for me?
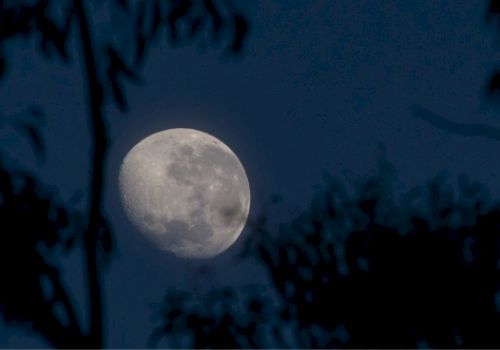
[1,0,500,347]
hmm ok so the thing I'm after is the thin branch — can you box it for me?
[74,0,108,347]
[411,105,500,141]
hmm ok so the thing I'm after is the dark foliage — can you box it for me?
[0,157,87,348]
[154,168,500,348]
[150,287,271,348]
[0,0,248,347]
[3,0,500,348]
[150,5,500,347]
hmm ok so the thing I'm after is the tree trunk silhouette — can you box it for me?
[75,0,107,347]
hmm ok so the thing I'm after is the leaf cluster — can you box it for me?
[154,169,500,348]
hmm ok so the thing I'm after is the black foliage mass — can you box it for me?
[153,166,500,348]
[0,157,87,348]
[150,287,272,349]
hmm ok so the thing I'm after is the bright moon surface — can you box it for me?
[118,128,251,259]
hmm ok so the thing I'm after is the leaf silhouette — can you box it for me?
[106,46,140,111]
[487,70,500,99]
[149,0,163,40]
[204,0,222,40]
[230,13,248,53]
[167,0,192,43]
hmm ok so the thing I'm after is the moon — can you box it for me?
[118,128,251,259]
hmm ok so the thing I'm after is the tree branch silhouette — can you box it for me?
[74,0,107,346]
[411,105,500,141]
[0,0,249,347]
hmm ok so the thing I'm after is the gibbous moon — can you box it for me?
[118,128,250,259]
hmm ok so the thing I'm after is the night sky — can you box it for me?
[1,0,500,347]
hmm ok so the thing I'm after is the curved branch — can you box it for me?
[411,105,500,141]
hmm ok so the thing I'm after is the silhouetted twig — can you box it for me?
[411,105,500,141]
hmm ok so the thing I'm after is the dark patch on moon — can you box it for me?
[160,218,214,248]
[200,144,234,172]
[166,143,238,191]
[167,161,199,186]
[179,144,194,157]
[166,144,203,186]
[219,202,245,227]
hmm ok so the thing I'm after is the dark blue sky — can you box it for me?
[1,0,500,347]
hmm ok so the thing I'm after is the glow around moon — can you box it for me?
[118,128,250,259]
